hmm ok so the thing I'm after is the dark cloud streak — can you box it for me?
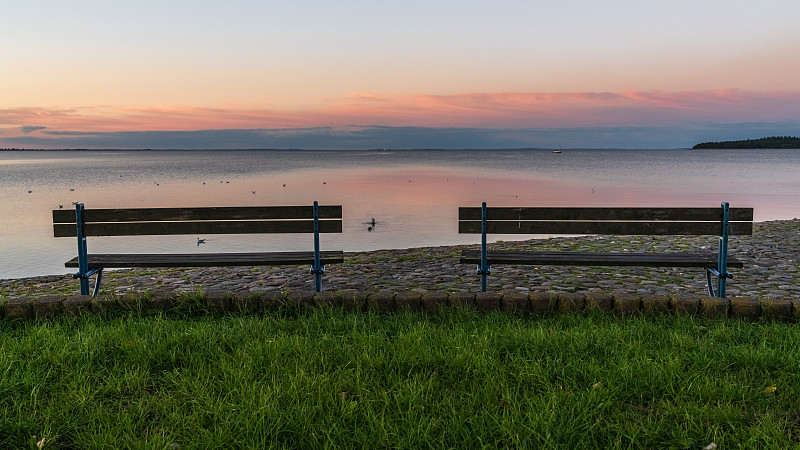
[20,125,47,134]
[2,123,800,150]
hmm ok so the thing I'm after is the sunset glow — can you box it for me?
[2,0,799,149]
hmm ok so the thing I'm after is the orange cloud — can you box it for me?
[2,89,799,133]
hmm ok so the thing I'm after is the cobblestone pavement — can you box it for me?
[2,220,799,301]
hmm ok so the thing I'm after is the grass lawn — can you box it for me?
[1,307,799,449]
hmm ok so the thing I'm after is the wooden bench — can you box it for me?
[53,202,343,296]
[459,202,753,298]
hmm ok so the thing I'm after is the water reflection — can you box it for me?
[2,149,799,278]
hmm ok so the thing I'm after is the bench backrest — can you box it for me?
[53,205,343,237]
[458,205,753,236]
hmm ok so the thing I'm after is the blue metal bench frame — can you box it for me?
[58,201,341,296]
[461,202,752,298]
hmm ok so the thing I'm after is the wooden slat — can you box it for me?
[65,251,345,268]
[458,206,753,221]
[459,250,744,268]
[54,219,342,237]
[459,220,753,236]
[52,205,342,224]
[52,209,75,224]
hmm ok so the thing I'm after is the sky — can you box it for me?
[2,0,800,149]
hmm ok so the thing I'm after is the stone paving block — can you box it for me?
[671,295,701,316]
[171,294,204,313]
[286,290,315,307]
[760,298,793,321]
[33,296,63,318]
[118,294,149,312]
[313,291,336,308]
[791,298,800,322]
[449,292,476,309]
[261,290,287,309]
[205,291,232,313]
[585,293,613,312]
[700,297,729,319]
[150,294,176,311]
[324,291,344,308]
[4,298,34,320]
[339,289,367,312]
[475,291,501,312]
[395,292,422,311]
[613,294,641,317]
[728,297,759,321]
[148,289,174,303]
[557,292,585,313]
[232,294,263,313]
[641,294,671,315]
[421,292,448,313]
[367,291,395,313]
[62,295,92,316]
[91,295,119,314]
[502,292,530,315]
[530,291,556,315]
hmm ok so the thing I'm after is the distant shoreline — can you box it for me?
[693,136,800,149]
[2,147,693,152]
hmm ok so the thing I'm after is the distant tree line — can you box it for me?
[693,136,800,149]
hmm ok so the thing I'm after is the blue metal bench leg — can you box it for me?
[707,269,733,298]
[706,270,715,297]
[73,268,104,297]
[311,201,324,292]
[92,269,103,297]
[74,203,92,296]
[73,203,105,297]
[707,202,732,298]
[477,202,491,292]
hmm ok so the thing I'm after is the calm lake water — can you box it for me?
[2,148,799,279]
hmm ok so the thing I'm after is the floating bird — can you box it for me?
[371,218,376,226]
[323,181,326,184]
[282,184,286,187]
[367,226,373,232]
[69,188,75,191]
[28,190,32,193]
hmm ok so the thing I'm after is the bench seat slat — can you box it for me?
[459,220,753,236]
[53,206,343,224]
[459,250,744,268]
[458,207,754,222]
[54,220,342,237]
[65,251,345,269]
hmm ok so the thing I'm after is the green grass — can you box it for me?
[2,308,800,449]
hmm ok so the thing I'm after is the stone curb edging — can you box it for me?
[2,290,799,322]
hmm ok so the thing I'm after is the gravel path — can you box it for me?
[2,220,799,301]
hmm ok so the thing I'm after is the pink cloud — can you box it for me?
[2,89,799,133]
